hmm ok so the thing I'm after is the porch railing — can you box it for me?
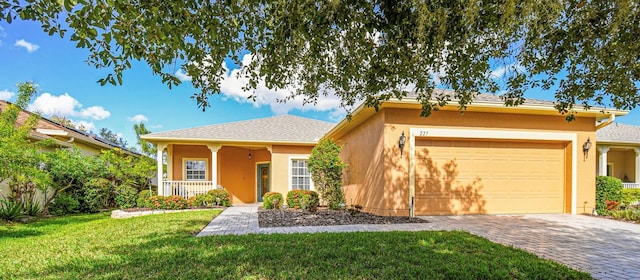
[622,183,640,189]
[162,181,220,198]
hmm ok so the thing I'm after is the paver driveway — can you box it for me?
[425,214,640,280]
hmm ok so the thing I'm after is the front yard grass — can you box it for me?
[1,210,590,279]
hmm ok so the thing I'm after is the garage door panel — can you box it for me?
[415,139,566,215]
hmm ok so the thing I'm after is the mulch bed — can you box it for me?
[258,208,428,228]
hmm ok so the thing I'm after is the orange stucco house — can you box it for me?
[142,91,629,217]
[595,123,640,189]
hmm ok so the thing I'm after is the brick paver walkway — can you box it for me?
[197,205,640,280]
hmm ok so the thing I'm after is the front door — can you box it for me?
[257,163,270,202]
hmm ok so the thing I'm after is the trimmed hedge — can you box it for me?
[263,192,283,209]
[286,190,319,211]
[596,176,623,215]
[621,188,640,208]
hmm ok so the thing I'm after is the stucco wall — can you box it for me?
[334,112,387,215]
[382,108,597,215]
[270,145,314,199]
[606,149,636,182]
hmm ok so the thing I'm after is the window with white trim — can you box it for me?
[291,159,312,190]
[185,159,207,181]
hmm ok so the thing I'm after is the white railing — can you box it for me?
[623,183,640,189]
[162,181,219,198]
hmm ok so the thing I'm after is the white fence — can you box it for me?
[162,181,219,198]
[622,183,640,189]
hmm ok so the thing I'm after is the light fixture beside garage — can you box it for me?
[399,131,406,158]
[583,138,592,159]
[248,150,252,160]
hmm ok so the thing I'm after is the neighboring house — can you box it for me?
[0,100,138,197]
[142,91,628,217]
[596,122,640,189]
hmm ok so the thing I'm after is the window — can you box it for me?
[291,159,312,190]
[185,159,207,181]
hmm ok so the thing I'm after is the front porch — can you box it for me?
[156,144,274,202]
[597,146,640,189]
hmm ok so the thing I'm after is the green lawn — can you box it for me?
[0,210,591,279]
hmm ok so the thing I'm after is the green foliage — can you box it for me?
[595,176,623,216]
[207,189,232,207]
[610,209,640,221]
[263,192,283,210]
[114,185,138,209]
[0,82,52,202]
[145,195,188,210]
[3,2,639,117]
[0,199,23,221]
[47,193,80,216]
[286,190,319,211]
[133,122,157,157]
[98,127,128,148]
[76,178,110,213]
[621,188,640,208]
[23,200,42,217]
[308,139,346,209]
[136,190,156,207]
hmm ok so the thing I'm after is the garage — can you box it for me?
[414,138,568,215]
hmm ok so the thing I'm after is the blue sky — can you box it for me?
[1,20,638,149]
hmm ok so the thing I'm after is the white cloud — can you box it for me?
[0,26,6,45]
[217,54,345,116]
[28,92,111,120]
[128,114,149,123]
[175,69,192,82]
[490,63,524,79]
[71,120,96,133]
[14,39,40,53]
[0,89,15,101]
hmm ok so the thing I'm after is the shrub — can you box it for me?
[621,188,640,208]
[286,190,319,211]
[48,193,80,216]
[24,200,42,216]
[263,192,283,209]
[77,179,110,213]
[0,199,23,221]
[207,189,232,206]
[136,189,156,207]
[145,195,188,210]
[308,139,346,209]
[114,185,138,209]
[191,193,216,207]
[596,176,623,216]
[610,209,640,221]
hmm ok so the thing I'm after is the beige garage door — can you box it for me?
[415,139,566,215]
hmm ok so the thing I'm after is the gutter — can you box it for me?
[595,113,615,130]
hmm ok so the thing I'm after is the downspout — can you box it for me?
[595,113,615,130]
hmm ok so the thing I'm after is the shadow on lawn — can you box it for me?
[29,229,590,280]
[0,213,107,239]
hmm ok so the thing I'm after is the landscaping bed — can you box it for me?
[258,208,427,227]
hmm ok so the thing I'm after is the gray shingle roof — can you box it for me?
[597,123,640,145]
[143,115,335,143]
[403,89,555,106]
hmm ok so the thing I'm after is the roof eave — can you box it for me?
[141,136,319,146]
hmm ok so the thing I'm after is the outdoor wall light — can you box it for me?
[399,131,406,158]
[248,150,252,160]
[583,138,592,159]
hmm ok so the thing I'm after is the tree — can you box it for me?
[0,82,51,209]
[2,1,638,119]
[133,122,157,157]
[307,139,346,209]
[98,127,128,148]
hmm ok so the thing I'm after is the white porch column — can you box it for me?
[597,146,609,176]
[635,148,640,183]
[156,143,167,195]
[207,145,221,187]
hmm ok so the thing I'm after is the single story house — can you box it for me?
[0,100,138,198]
[141,91,629,217]
[596,123,640,189]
